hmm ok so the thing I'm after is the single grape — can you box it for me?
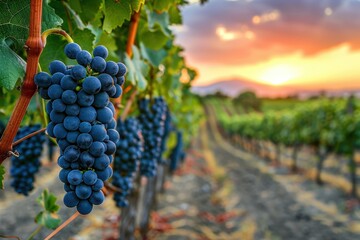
[48,84,63,100]
[83,76,101,94]
[63,191,80,208]
[71,65,87,80]
[93,45,108,59]
[76,50,92,66]
[77,90,94,107]
[77,200,93,215]
[65,43,82,59]
[49,60,66,74]
[63,116,80,131]
[34,72,52,88]
[60,75,77,90]
[62,90,77,105]
[83,171,97,185]
[79,106,97,123]
[105,61,119,76]
[75,183,92,199]
[90,56,106,73]
[67,170,83,185]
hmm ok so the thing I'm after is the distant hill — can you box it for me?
[191,79,360,98]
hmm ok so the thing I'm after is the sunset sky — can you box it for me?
[174,0,360,90]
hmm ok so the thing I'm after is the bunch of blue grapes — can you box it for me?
[159,108,172,164]
[113,117,143,207]
[10,125,46,195]
[34,43,126,214]
[137,97,167,177]
[169,130,185,173]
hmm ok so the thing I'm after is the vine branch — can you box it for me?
[12,128,46,147]
[0,0,44,163]
[44,212,80,240]
[113,9,141,118]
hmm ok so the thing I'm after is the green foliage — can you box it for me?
[124,46,149,90]
[35,189,61,229]
[233,91,261,112]
[0,165,5,189]
[218,98,360,156]
[0,0,62,90]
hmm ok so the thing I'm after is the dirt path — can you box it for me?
[152,112,360,239]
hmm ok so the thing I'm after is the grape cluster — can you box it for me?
[34,43,126,215]
[137,97,167,177]
[10,125,46,195]
[113,117,143,207]
[169,130,185,173]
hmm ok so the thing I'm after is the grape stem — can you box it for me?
[27,225,42,240]
[12,128,46,148]
[41,28,74,46]
[0,0,44,163]
[43,211,80,240]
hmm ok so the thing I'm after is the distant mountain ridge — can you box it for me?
[191,79,359,98]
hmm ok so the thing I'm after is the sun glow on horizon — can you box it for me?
[259,65,300,85]
[188,43,360,90]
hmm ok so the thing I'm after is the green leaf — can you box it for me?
[103,0,132,33]
[68,0,103,25]
[35,189,61,229]
[0,165,5,190]
[72,28,95,52]
[146,10,171,36]
[39,36,67,72]
[140,42,167,67]
[153,0,173,12]
[0,41,26,90]
[36,189,60,213]
[35,212,61,230]
[124,46,149,90]
[169,5,182,24]
[140,28,169,50]
[0,0,62,90]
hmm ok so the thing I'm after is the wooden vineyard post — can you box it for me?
[119,175,141,240]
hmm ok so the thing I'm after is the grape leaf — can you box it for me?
[103,0,132,33]
[169,5,182,24]
[146,9,171,36]
[124,46,148,90]
[140,28,169,50]
[0,164,5,190]
[153,0,173,12]
[39,35,67,71]
[0,0,62,90]
[0,41,26,90]
[35,189,61,229]
[140,42,167,67]
[68,0,103,25]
